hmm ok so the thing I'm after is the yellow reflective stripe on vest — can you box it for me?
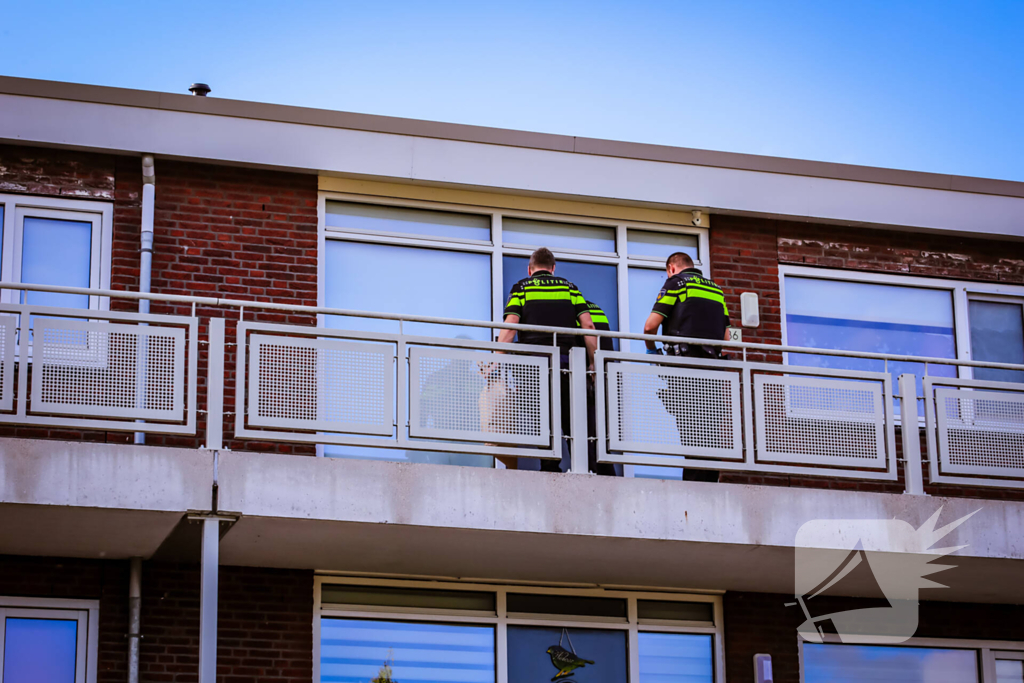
[524,291,574,301]
[685,288,726,304]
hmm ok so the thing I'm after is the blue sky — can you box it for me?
[2,1,1022,181]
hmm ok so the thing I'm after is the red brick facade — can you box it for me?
[724,591,1024,683]
[0,143,1022,479]
[0,556,313,683]
[0,145,319,453]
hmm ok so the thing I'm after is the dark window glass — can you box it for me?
[502,256,619,351]
[505,593,626,619]
[321,585,496,613]
[969,300,1024,383]
[507,626,626,683]
[637,600,714,623]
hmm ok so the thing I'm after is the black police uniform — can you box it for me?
[503,270,590,472]
[577,301,621,476]
[651,268,730,358]
[649,268,730,482]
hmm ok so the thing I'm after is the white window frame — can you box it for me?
[799,635,1024,683]
[0,596,100,683]
[317,192,710,345]
[0,194,113,310]
[313,575,725,683]
[779,264,1024,382]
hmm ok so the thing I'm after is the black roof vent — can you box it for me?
[188,83,211,97]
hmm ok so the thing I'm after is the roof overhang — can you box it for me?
[1,77,1022,240]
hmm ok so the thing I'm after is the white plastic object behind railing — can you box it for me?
[233,321,563,462]
[923,375,1024,489]
[0,303,199,435]
[594,350,898,481]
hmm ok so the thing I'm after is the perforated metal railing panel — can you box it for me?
[247,334,394,435]
[754,374,887,468]
[936,387,1024,477]
[30,318,185,421]
[0,316,13,411]
[409,347,550,446]
[606,362,743,459]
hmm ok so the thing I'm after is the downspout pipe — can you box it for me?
[134,155,156,445]
[128,557,142,683]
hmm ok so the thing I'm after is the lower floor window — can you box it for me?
[0,600,95,683]
[320,618,495,683]
[318,582,720,683]
[803,643,979,683]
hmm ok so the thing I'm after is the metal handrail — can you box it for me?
[3,281,1024,372]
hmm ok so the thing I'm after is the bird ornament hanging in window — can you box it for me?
[545,628,595,681]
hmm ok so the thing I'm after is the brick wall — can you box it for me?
[0,146,319,453]
[108,159,320,452]
[724,591,1024,683]
[141,563,313,683]
[0,555,129,682]
[0,556,314,683]
[0,144,115,199]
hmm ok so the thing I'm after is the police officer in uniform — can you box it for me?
[578,300,621,476]
[643,251,730,482]
[498,248,598,471]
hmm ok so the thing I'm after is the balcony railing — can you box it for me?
[2,283,1023,494]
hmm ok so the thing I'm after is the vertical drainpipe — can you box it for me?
[135,155,156,445]
[128,557,142,683]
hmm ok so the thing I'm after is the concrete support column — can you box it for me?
[199,518,220,683]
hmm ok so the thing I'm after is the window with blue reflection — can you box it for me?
[326,241,491,341]
[502,256,618,350]
[3,617,78,683]
[628,267,669,353]
[785,277,958,416]
[22,217,92,309]
[627,230,698,263]
[969,300,1024,384]
[320,618,495,683]
[502,218,615,253]
[324,240,493,467]
[996,659,1024,683]
[326,201,490,242]
[638,632,713,683]
[804,643,978,683]
[507,626,626,683]
[627,267,687,479]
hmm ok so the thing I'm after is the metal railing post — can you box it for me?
[205,318,225,450]
[898,373,925,495]
[199,517,220,683]
[568,347,588,474]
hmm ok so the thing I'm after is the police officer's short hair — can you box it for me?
[666,252,693,270]
[530,248,557,271]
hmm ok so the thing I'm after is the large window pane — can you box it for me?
[638,632,713,683]
[502,218,615,253]
[0,205,4,279]
[628,267,668,353]
[628,229,698,263]
[22,217,92,309]
[969,300,1024,383]
[3,617,78,683]
[507,626,626,683]
[502,256,618,349]
[803,644,978,683]
[326,241,491,341]
[785,276,958,415]
[324,241,492,467]
[320,618,495,683]
[326,201,490,242]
